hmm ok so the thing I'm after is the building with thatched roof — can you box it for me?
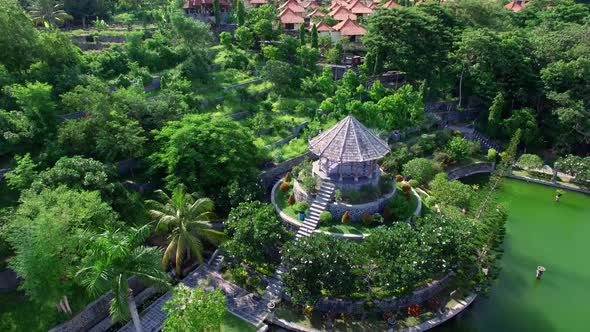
[309,114,389,190]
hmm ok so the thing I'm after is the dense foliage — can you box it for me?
[223,201,291,270]
[162,284,227,332]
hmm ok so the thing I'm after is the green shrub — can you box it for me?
[294,201,309,212]
[433,151,453,167]
[517,154,544,170]
[403,158,441,184]
[300,176,316,193]
[487,148,497,161]
[447,136,470,161]
[319,211,332,224]
[388,194,412,221]
[408,179,419,188]
[373,213,384,224]
[293,202,309,212]
[334,189,343,202]
[467,140,481,156]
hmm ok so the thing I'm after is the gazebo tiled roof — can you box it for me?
[309,115,390,162]
[279,8,305,23]
[333,17,367,36]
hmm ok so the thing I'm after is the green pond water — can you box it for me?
[436,177,590,331]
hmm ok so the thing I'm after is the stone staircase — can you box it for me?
[207,250,225,272]
[262,181,336,302]
[296,181,335,239]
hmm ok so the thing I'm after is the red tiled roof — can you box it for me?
[307,8,326,18]
[381,0,400,9]
[346,0,373,14]
[312,22,334,32]
[279,0,306,13]
[328,5,357,20]
[329,0,347,10]
[279,7,305,24]
[333,17,366,36]
[303,1,319,8]
[504,0,529,12]
[183,0,230,8]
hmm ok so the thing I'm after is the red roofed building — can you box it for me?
[346,0,373,17]
[328,5,357,21]
[183,0,231,22]
[307,8,326,18]
[279,7,305,31]
[279,0,306,14]
[332,17,367,42]
[310,22,334,38]
[303,1,320,9]
[329,0,348,11]
[380,0,400,9]
[504,0,529,12]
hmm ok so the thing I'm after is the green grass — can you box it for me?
[270,137,308,163]
[274,183,305,222]
[221,312,257,332]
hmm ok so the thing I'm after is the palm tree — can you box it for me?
[77,226,169,332]
[146,184,223,275]
[28,0,72,28]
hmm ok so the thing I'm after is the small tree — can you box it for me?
[288,194,296,205]
[5,153,38,191]
[517,154,544,170]
[235,0,246,26]
[213,0,221,26]
[447,136,470,161]
[220,32,232,48]
[162,284,227,332]
[341,211,351,224]
[311,23,318,48]
[299,23,306,45]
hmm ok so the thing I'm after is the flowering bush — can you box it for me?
[362,213,373,226]
[287,194,296,205]
[279,182,291,191]
[341,211,351,224]
[396,174,404,182]
[408,304,421,317]
[402,182,411,193]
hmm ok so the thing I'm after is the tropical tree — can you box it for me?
[77,226,169,332]
[146,184,223,275]
[28,0,72,28]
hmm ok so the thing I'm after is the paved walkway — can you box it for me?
[118,265,269,332]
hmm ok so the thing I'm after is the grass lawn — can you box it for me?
[274,182,305,222]
[221,311,257,332]
[270,137,308,163]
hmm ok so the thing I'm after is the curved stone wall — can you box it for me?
[326,185,396,221]
[447,162,494,181]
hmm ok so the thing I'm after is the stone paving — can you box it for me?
[118,265,269,332]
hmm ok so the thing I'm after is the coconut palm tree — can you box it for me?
[77,226,169,332]
[146,184,223,275]
[28,0,72,28]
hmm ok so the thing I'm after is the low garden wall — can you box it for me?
[326,185,396,221]
[312,274,452,314]
[48,278,147,332]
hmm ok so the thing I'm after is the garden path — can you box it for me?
[117,264,269,332]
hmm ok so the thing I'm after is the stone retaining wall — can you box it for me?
[260,153,311,190]
[313,274,452,314]
[49,278,147,332]
[326,184,396,221]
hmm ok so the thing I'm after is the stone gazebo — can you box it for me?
[309,114,390,191]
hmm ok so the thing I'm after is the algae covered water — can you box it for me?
[437,178,590,331]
